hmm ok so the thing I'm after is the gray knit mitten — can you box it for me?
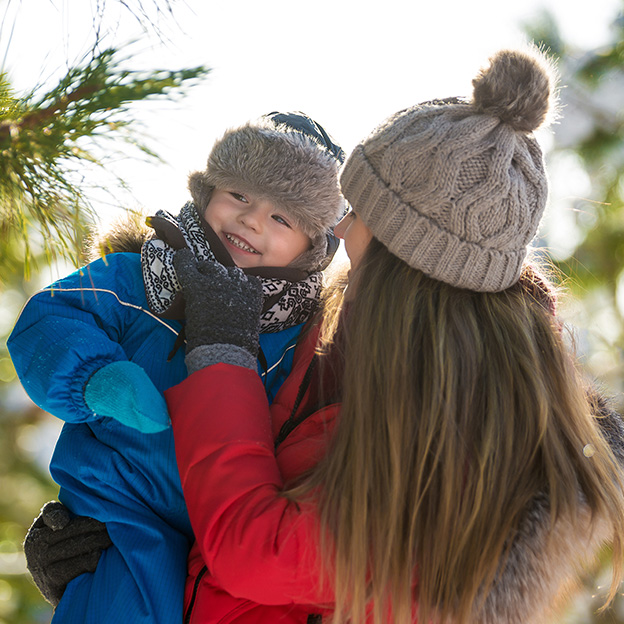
[173,248,263,373]
[23,501,112,607]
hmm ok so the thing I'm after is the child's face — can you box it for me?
[203,189,311,268]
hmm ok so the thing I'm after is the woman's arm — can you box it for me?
[167,249,333,606]
[167,363,332,606]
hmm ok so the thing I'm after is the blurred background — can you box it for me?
[2,0,624,622]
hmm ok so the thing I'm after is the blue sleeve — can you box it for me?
[49,423,192,624]
[7,253,166,424]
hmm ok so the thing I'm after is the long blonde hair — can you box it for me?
[292,238,624,623]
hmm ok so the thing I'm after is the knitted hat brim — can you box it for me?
[341,145,526,292]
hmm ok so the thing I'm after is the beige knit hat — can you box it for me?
[340,48,558,292]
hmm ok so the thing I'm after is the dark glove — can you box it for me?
[84,361,170,433]
[173,248,263,372]
[23,501,113,607]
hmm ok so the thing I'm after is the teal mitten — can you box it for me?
[84,361,170,433]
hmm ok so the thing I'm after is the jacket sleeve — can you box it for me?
[166,363,334,607]
[7,254,152,424]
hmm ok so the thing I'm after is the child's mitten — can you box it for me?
[24,501,112,607]
[84,361,170,433]
[173,248,263,373]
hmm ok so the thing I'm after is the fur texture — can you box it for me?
[472,48,556,133]
[188,121,343,235]
[477,494,607,623]
[188,119,345,271]
[86,212,153,260]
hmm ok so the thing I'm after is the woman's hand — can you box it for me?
[173,248,263,372]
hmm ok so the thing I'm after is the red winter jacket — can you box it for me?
[166,326,340,624]
[167,318,620,624]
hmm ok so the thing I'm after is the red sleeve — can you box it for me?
[166,363,333,606]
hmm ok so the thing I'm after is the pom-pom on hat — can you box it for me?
[340,47,558,292]
[188,112,346,273]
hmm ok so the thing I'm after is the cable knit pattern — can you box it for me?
[340,48,557,292]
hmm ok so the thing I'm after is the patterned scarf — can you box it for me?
[141,202,323,333]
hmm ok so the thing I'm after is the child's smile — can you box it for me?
[203,189,311,268]
[223,232,261,255]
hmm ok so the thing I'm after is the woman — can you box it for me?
[168,47,624,623]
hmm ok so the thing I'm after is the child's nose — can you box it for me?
[240,209,260,231]
[239,203,268,231]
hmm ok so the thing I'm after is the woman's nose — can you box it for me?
[333,213,349,239]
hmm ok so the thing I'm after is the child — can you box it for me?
[8,111,345,624]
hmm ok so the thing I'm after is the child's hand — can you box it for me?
[174,248,263,356]
[84,361,170,433]
[24,501,112,607]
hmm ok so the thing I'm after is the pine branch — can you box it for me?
[0,46,209,276]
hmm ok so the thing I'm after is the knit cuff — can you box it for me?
[185,344,257,374]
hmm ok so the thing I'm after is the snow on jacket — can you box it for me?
[8,250,303,624]
[167,324,624,624]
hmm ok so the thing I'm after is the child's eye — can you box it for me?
[272,214,292,228]
[229,192,248,203]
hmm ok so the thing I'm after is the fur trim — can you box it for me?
[587,386,624,464]
[476,494,608,624]
[86,212,154,260]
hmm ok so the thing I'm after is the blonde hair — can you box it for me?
[291,238,624,623]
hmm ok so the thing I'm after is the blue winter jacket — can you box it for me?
[7,252,302,624]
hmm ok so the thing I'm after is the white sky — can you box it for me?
[1,0,621,226]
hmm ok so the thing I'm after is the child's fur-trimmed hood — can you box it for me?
[86,213,153,260]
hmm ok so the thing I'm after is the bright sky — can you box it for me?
[1,0,621,226]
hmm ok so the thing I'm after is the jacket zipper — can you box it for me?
[184,565,208,624]
[184,564,323,623]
